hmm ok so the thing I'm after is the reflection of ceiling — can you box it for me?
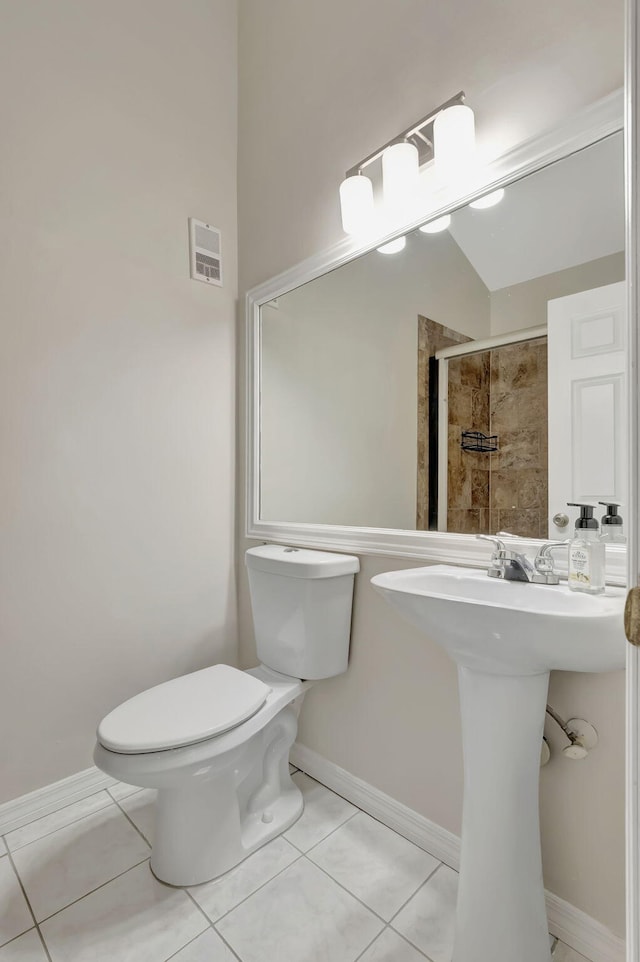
[447,133,624,291]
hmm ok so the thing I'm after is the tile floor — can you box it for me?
[0,768,588,962]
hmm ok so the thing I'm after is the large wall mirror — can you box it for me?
[248,97,626,573]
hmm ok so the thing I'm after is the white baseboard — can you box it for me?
[290,742,625,962]
[0,767,117,836]
[545,891,625,962]
[290,742,461,870]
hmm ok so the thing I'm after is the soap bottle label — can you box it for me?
[569,546,591,587]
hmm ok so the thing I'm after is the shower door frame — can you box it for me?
[435,326,547,533]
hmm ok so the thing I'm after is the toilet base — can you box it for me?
[150,705,301,886]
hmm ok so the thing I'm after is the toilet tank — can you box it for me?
[245,545,360,680]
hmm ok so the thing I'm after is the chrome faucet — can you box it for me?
[477,535,568,584]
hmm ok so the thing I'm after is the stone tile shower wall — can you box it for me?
[446,351,491,534]
[489,338,548,539]
[446,338,548,539]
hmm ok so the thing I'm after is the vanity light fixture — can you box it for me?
[339,174,375,236]
[339,90,476,238]
[470,188,505,209]
[419,214,451,234]
[382,141,420,213]
[377,236,407,254]
[433,103,476,179]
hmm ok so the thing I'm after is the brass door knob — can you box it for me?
[624,587,640,647]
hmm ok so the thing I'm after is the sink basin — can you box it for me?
[371,564,627,674]
[372,563,627,962]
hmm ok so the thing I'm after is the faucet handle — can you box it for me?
[477,535,507,579]
[533,541,569,583]
[535,540,569,569]
[476,534,506,554]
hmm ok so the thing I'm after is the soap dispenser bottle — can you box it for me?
[567,503,605,594]
[599,502,626,543]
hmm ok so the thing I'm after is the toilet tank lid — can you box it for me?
[245,545,359,579]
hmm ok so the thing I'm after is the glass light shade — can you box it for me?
[339,174,375,235]
[419,214,451,234]
[382,142,420,210]
[469,188,505,209]
[377,236,406,255]
[433,104,476,179]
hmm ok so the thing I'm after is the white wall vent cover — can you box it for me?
[189,218,222,286]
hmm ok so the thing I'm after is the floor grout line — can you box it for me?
[388,921,439,962]
[202,848,305,926]
[106,786,145,803]
[393,927,435,961]
[287,806,360,856]
[162,929,204,962]
[352,924,435,962]
[3,856,55,961]
[163,909,244,962]
[111,795,153,847]
[303,851,406,927]
[352,925,387,962]
[6,849,40,935]
[301,809,447,930]
[210,927,244,962]
[386,860,445,926]
[0,927,35,952]
[35,857,151,926]
[35,924,54,962]
[180,890,220,939]
[0,927,55,962]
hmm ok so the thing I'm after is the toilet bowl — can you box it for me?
[94,545,359,886]
[94,664,309,885]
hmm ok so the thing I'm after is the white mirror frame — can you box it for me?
[246,89,627,581]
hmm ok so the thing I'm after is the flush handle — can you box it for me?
[624,587,640,647]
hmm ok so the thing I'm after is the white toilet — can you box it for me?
[93,545,359,886]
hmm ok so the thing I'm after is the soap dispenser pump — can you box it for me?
[599,502,626,543]
[567,503,605,594]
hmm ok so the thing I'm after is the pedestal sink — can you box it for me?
[371,564,626,962]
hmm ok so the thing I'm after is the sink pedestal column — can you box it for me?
[454,666,552,962]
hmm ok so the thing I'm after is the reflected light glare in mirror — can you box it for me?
[470,188,505,209]
[377,236,407,254]
[434,104,476,180]
[419,214,452,234]
[382,142,420,211]
[339,174,375,235]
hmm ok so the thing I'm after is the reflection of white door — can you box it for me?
[547,281,626,538]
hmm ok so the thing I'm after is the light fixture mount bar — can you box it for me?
[345,90,466,178]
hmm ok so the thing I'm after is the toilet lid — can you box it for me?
[97,665,271,754]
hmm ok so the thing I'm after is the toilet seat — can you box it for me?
[97,664,271,754]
